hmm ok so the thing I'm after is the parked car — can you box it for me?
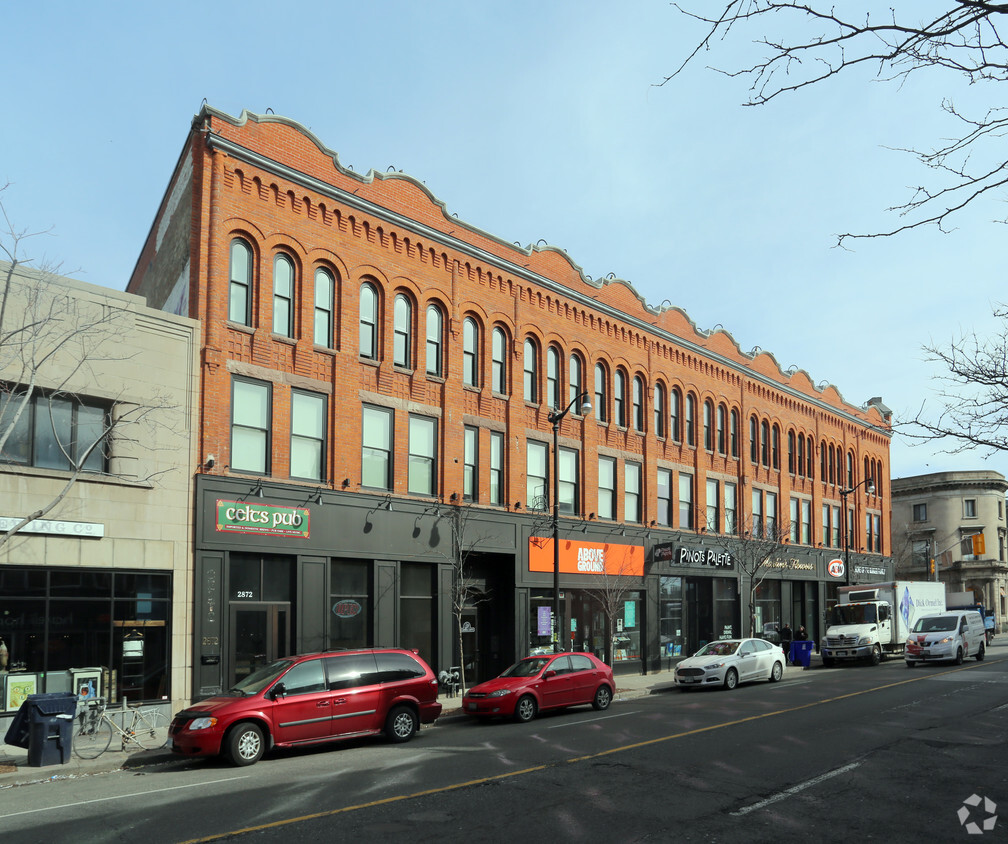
[905,611,986,667]
[674,638,785,690]
[169,648,442,766]
[462,652,614,723]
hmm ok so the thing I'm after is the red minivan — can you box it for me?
[169,648,442,766]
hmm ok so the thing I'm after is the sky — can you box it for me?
[4,1,1005,482]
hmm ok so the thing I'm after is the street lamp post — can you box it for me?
[840,476,876,586]
[548,392,591,652]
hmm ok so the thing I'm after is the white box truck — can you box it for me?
[821,582,946,666]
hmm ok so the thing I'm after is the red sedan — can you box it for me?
[462,652,614,723]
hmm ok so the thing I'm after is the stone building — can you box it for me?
[892,470,1008,630]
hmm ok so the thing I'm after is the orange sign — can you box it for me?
[528,538,644,577]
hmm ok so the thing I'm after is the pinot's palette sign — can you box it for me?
[215,500,310,539]
[653,543,735,570]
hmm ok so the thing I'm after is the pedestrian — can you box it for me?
[796,624,807,641]
[780,622,793,663]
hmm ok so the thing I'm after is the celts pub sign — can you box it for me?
[215,500,310,539]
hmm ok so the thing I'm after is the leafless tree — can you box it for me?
[706,516,790,637]
[424,502,494,696]
[898,307,1008,454]
[0,189,179,547]
[665,2,1008,244]
[583,543,644,666]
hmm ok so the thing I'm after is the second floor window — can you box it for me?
[290,391,325,481]
[408,415,437,496]
[625,461,641,522]
[558,447,579,515]
[657,468,672,526]
[679,473,694,529]
[489,431,504,506]
[599,456,617,520]
[361,405,392,490]
[464,426,478,501]
[912,503,927,521]
[231,378,271,474]
[725,482,737,534]
[526,441,548,510]
[706,478,720,532]
[3,388,109,473]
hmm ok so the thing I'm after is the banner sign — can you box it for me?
[528,538,644,577]
[215,499,310,538]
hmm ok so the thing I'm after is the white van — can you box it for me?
[905,610,986,666]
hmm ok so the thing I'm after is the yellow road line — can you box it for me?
[180,658,999,843]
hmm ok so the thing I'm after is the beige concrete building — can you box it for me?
[891,470,1008,631]
[0,260,197,726]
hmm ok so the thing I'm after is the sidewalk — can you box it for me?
[0,655,824,788]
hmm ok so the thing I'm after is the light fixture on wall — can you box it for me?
[203,454,215,470]
[249,479,263,498]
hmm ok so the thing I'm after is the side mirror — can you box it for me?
[543,670,557,680]
[269,682,287,700]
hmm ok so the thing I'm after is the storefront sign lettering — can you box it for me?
[215,499,310,538]
[827,558,845,578]
[655,543,735,569]
[853,564,886,577]
[0,515,104,538]
[764,558,816,571]
[332,600,362,618]
[528,539,644,577]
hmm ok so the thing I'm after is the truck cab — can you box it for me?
[821,599,892,666]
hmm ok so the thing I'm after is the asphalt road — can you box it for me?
[2,650,1005,843]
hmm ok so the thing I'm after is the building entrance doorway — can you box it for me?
[228,602,291,687]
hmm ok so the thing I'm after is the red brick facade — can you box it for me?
[129,107,891,559]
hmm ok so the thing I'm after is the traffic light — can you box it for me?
[972,533,986,556]
[928,558,935,578]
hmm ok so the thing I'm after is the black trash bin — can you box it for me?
[3,699,33,750]
[25,693,77,766]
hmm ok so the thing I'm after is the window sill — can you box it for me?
[227,321,255,335]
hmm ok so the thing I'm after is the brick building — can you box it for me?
[128,106,892,696]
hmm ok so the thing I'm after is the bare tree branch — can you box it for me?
[665,2,1008,242]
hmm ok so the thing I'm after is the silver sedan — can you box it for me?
[674,638,786,691]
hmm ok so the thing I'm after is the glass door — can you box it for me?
[228,602,290,687]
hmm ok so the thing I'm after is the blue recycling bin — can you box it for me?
[790,640,814,669]
[25,693,77,766]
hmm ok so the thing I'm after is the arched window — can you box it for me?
[570,354,585,411]
[546,346,561,409]
[686,394,696,447]
[761,420,770,467]
[797,433,805,476]
[229,238,253,326]
[846,451,854,487]
[359,281,379,359]
[393,293,412,368]
[524,338,539,403]
[273,253,295,337]
[828,445,836,485]
[614,370,627,427]
[771,424,780,470]
[703,400,714,451]
[730,409,739,458]
[632,375,644,431]
[820,440,828,481]
[654,383,666,438]
[463,317,479,387]
[750,416,759,464]
[671,387,682,443]
[594,362,608,423]
[787,431,796,474]
[314,267,334,348]
[492,326,507,394]
[807,436,815,480]
[717,404,727,454]
[426,304,443,376]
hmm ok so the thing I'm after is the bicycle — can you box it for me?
[73,697,171,759]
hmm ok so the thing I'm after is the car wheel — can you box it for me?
[869,645,882,666]
[769,661,783,683]
[955,647,964,665]
[592,685,612,711]
[976,643,985,662]
[905,660,915,668]
[514,695,537,723]
[723,668,738,690]
[385,705,418,743]
[227,722,265,767]
[822,656,834,668]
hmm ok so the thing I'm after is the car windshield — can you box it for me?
[228,659,295,696]
[696,641,740,657]
[912,616,957,633]
[503,657,551,677]
[830,603,878,625]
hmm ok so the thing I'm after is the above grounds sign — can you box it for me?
[215,500,310,539]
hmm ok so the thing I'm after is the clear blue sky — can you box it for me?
[4,1,1004,481]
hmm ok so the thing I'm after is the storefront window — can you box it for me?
[400,563,433,668]
[659,576,684,658]
[712,578,739,641]
[0,567,170,705]
[329,560,370,650]
[752,580,782,639]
